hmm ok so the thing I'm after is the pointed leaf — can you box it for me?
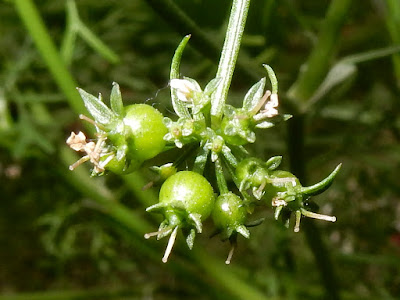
[221,146,238,168]
[308,63,356,107]
[301,163,342,196]
[110,82,124,117]
[255,121,274,129]
[223,105,236,117]
[192,144,210,174]
[243,77,266,112]
[263,64,278,94]
[236,225,250,239]
[77,88,116,126]
[188,213,203,233]
[239,178,251,192]
[265,156,282,170]
[182,76,202,92]
[274,206,283,220]
[157,221,174,240]
[163,117,173,127]
[204,77,222,96]
[186,228,196,250]
[116,143,128,161]
[282,114,293,121]
[146,202,166,213]
[245,218,265,227]
[170,35,191,118]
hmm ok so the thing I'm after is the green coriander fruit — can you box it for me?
[123,104,168,161]
[263,170,301,204]
[212,192,249,239]
[212,192,250,264]
[145,171,215,263]
[100,152,142,175]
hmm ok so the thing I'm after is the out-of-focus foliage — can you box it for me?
[1,0,400,299]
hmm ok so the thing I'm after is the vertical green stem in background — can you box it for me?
[385,0,400,87]
[288,116,340,300]
[210,0,250,127]
[14,0,85,115]
[287,0,352,109]
[285,1,352,299]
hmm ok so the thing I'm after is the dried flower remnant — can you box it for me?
[66,131,107,173]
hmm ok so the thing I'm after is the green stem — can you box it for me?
[61,0,119,65]
[385,0,400,86]
[14,0,85,115]
[288,116,340,300]
[210,0,251,127]
[60,147,151,234]
[144,0,262,82]
[287,0,352,109]
[192,248,272,300]
[285,1,351,298]
[215,158,229,194]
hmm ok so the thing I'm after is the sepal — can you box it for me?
[186,228,196,249]
[188,213,203,233]
[110,82,124,117]
[236,225,250,239]
[146,202,167,214]
[77,88,117,127]
[265,156,282,170]
[243,77,266,112]
[203,77,222,96]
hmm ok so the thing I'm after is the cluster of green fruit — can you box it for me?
[67,38,340,264]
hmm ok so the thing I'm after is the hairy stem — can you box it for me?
[144,0,262,82]
[210,0,251,127]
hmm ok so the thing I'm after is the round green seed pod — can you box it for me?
[123,104,168,161]
[212,192,249,240]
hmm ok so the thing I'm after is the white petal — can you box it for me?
[170,79,195,94]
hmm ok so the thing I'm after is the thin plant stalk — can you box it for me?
[144,0,262,81]
[286,1,352,299]
[61,0,119,65]
[287,0,353,109]
[385,0,400,86]
[210,0,251,127]
[14,0,85,115]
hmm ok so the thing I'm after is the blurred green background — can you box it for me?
[1,0,400,299]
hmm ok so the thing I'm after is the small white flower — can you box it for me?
[262,93,279,117]
[170,79,200,103]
